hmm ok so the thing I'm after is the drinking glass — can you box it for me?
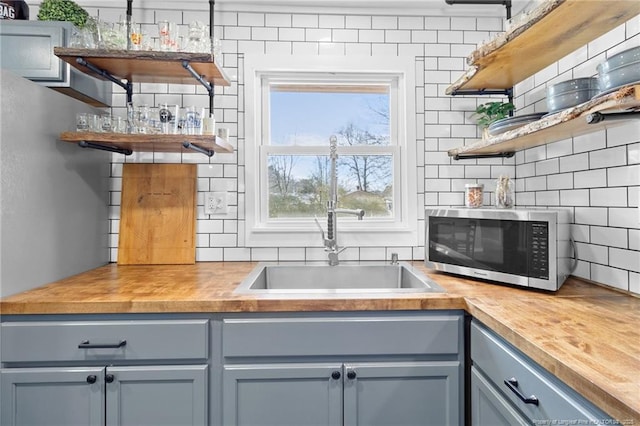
[76,113,89,131]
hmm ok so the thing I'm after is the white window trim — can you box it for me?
[244,54,417,248]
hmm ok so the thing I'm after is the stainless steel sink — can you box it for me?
[234,262,446,295]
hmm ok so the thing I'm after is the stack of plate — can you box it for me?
[487,113,547,136]
[597,46,640,94]
[546,77,599,113]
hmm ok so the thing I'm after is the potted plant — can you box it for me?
[472,101,515,137]
[37,0,89,28]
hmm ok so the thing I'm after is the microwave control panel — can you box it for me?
[529,222,549,279]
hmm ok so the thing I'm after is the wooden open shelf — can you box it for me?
[54,47,231,86]
[448,85,640,157]
[60,132,234,155]
[446,0,640,94]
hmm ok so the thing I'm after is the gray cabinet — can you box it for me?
[0,20,111,106]
[470,320,613,424]
[470,366,529,426]
[0,367,105,426]
[0,319,209,426]
[221,312,464,426]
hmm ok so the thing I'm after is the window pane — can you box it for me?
[269,86,389,147]
[268,154,393,219]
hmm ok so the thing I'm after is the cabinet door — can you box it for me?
[223,363,343,426]
[105,365,208,426]
[471,366,529,426]
[343,361,461,426]
[0,366,105,426]
[0,21,68,81]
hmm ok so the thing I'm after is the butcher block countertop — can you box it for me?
[1,262,638,422]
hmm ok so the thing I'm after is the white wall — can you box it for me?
[29,1,637,294]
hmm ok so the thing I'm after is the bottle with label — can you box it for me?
[0,1,29,20]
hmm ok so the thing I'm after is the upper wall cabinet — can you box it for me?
[446,0,640,158]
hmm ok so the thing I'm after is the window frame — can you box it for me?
[244,55,417,248]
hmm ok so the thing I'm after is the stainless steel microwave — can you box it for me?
[425,208,574,291]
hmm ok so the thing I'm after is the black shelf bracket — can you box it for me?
[449,87,513,98]
[586,111,640,124]
[78,141,133,156]
[76,57,133,103]
[452,151,515,161]
[182,141,215,157]
[182,61,214,97]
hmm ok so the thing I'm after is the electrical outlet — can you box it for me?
[204,192,228,215]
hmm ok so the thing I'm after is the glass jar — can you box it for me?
[495,175,514,208]
[465,183,484,208]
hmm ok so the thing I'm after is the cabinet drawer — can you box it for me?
[223,314,461,358]
[471,321,609,422]
[1,319,209,363]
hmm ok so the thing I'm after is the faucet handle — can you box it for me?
[313,216,325,240]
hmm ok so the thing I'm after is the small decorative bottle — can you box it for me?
[495,175,514,208]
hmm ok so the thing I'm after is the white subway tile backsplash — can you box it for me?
[561,189,590,206]
[608,165,640,187]
[610,208,640,229]
[607,121,640,147]
[266,13,292,27]
[319,14,345,28]
[630,229,640,250]
[558,46,588,74]
[385,30,411,43]
[425,17,450,30]
[399,16,424,30]
[535,191,560,206]
[589,146,627,170]
[333,29,358,42]
[346,15,371,29]
[571,224,590,243]
[252,27,278,40]
[547,173,573,190]
[591,226,628,249]
[590,263,628,291]
[96,6,639,294]
[359,29,385,43]
[590,187,627,207]
[560,153,589,173]
[279,27,306,41]
[577,242,609,264]
[293,14,319,28]
[573,131,606,154]
[372,16,397,30]
[412,30,438,43]
[523,145,547,164]
[535,158,559,176]
[574,169,607,189]
[437,30,463,44]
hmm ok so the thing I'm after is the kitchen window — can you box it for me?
[244,55,417,248]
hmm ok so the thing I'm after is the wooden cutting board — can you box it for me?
[118,163,196,265]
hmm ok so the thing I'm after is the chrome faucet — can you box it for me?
[314,135,365,266]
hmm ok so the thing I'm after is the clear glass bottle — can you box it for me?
[495,175,514,208]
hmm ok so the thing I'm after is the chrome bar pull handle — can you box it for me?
[78,340,127,349]
[504,377,539,406]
